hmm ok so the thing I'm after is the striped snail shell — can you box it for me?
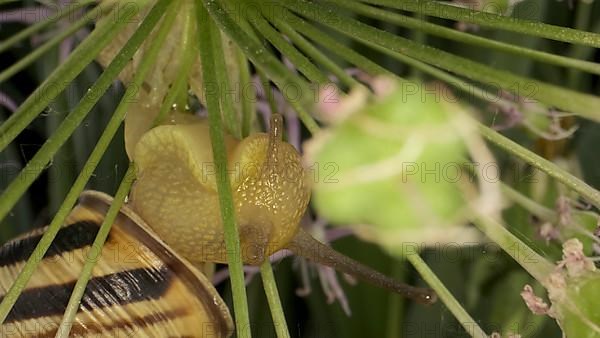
[0,191,233,337]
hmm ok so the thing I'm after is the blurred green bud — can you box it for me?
[305,79,483,249]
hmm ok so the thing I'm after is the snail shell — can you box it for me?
[0,191,233,337]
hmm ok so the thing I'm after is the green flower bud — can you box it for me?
[305,79,482,249]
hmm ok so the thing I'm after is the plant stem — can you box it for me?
[235,15,282,122]
[0,0,177,325]
[334,1,600,76]
[251,2,330,84]
[409,11,426,79]
[287,97,319,135]
[210,18,242,139]
[0,0,170,224]
[346,28,514,110]
[478,124,600,210]
[281,8,395,78]
[566,0,594,89]
[279,0,600,122]
[0,0,97,54]
[461,155,557,221]
[260,261,291,338]
[55,163,136,337]
[201,0,320,134]
[472,215,555,283]
[362,0,600,47]
[0,4,104,84]
[0,2,135,152]
[152,1,196,127]
[203,0,311,102]
[196,3,252,337]
[385,260,405,338]
[270,17,361,89]
[405,252,488,338]
[237,47,254,138]
[260,69,280,117]
[500,183,557,221]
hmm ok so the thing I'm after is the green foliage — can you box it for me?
[1,0,599,337]
[558,272,600,338]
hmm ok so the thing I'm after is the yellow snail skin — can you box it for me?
[129,114,436,304]
[129,114,310,266]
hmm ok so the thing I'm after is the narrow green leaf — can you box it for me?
[0,0,97,54]
[260,261,291,338]
[404,253,488,338]
[0,0,176,325]
[270,16,361,89]
[280,0,600,122]
[201,0,318,130]
[237,48,255,138]
[251,2,330,84]
[363,0,600,47]
[0,2,135,151]
[210,19,242,139]
[196,3,252,337]
[472,215,554,282]
[478,124,600,210]
[55,163,136,337]
[333,1,600,75]
[283,11,394,78]
[152,1,196,127]
[0,0,170,228]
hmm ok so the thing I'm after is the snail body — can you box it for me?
[129,114,436,304]
[130,115,309,266]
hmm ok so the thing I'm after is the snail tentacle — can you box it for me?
[288,229,437,305]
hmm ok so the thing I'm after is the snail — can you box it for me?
[129,113,436,304]
[0,113,436,337]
